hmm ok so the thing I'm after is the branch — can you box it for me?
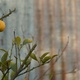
[37,37,69,80]
[1,68,10,80]
[18,63,43,76]
[0,8,16,20]
[11,44,37,80]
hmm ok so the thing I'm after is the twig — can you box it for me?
[1,68,10,80]
[0,68,4,75]
[18,64,43,76]
[37,37,69,80]
[14,31,18,72]
[0,8,16,20]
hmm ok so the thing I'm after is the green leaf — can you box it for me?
[51,54,57,59]
[40,52,49,60]
[10,62,17,72]
[41,56,51,64]
[15,36,21,46]
[21,59,31,66]
[1,52,8,62]
[10,71,15,79]
[0,48,7,53]
[23,39,32,45]
[25,59,31,66]
[30,53,38,61]
[1,62,7,72]
[2,75,8,80]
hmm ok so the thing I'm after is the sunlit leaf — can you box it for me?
[10,62,17,72]
[1,52,8,62]
[23,39,32,45]
[30,53,38,61]
[14,36,21,46]
[40,52,49,60]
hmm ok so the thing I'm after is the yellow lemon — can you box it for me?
[0,20,6,32]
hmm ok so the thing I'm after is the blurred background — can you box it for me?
[0,0,80,80]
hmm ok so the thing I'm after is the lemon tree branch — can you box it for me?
[0,8,16,20]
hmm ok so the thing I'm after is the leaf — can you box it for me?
[21,59,31,66]
[4,59,12,66]
[30,53,38,61]
[10,71,15,79]
[51,54,57,59]
[14,36,21,46]
[41,56,51,64]
[25,59,31,66]
[0,48,7,53]
[10,62,17,72]
[1,62,7,72]
[1,52,8,62]
[23,39,32,45]
[3,75,8,80]
[40,52,49,60]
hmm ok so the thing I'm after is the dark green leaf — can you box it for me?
[1,62,7,72]
[15,36,21,46]
[23,39,32,45]
[40,52,49,60]
[10,62,17,72]
[1,52,8,62]
[41,56,51,64]
[30,53,38,61]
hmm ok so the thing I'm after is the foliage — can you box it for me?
[0,35,57,80]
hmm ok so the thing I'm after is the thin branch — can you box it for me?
[1,68,10,80]
[0,8,16,20]
[0,68,4,75]
[18,63,43,76]
[11,44,37,80]
[14,31,18,72]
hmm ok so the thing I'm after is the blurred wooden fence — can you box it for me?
[0,0,80,80]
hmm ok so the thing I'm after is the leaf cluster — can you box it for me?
[0,36,57,80]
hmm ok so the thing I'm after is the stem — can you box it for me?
[0,8,16,20]
[9,43,14,59]
[18,47,21,66]
[37,37,69,80]
[14,31,18,71]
